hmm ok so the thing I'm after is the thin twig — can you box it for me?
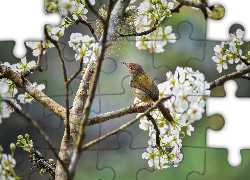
[170,2,183,13]
[66,57,83,85]
[4,99,68,176]
[241,75,250,80]
[75,18,99,42]
[44,26,67,83]
[44,25,70,139]
[146,114,160,147]
[117,19,158,37]
[240,57,250,66]
[37,41,44,72]
[65,57,84,139]
[175,0,208,19]
[85,0,105,23]
[209,66,250,90]
[21,42,44,77]
[200,0,208,20]
[81,97,170,151]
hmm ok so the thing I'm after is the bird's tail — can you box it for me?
[157,102,174,124]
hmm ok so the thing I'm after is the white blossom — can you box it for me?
[138,66,210,169]
[212,29,248,74]
[135,0,176,53]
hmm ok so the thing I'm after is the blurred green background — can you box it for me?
[1,1,250,179]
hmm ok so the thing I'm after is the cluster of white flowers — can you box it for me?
[3,57,36,72]
[25,23,66,57]
[58,0,95,17]
[0,57,45,123]
[0,144,16,179]
[136,67,210,170]
[0,79,20,124]
[134,0,176,53]
[212,29,248,74]
[27,0,96,57]
[68,33,100,63]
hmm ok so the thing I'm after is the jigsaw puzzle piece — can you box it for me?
[97,130,149,179]
[144,21,206,73]
[0,114,27,177]
[168,5,207,41]
[206,80,250,167]
[42,124,115,179]
[0,112,53,179]
[182,112,223,148]
[188,148,250,179]
[60,18,98,62]
[186,23,250,97]
[185,38,226,97]
[0,0,61,59]
[175,21,206,61]
[207,0,250,41]
[137,147,205,180]
[27,42,70,97]
[74,147,115,179]
[98,54,172,96]
[125,1,207,43]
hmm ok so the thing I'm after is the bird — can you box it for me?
[121,62,174,124]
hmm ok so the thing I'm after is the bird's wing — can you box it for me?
[130,73,159,100]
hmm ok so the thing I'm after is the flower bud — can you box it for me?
[17,135,23,140]
[0,145,3,154]
[10,143,16,151]
[179,131,185,138]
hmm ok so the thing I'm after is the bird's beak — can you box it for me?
[121,61,128,67]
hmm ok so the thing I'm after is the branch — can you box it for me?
[146,114,160,147]
[21,41,44,77]
[68,1,131,177]
[65,57,83,139]
[175,0,208,20]
[71,62,95,115]
[73,0,112,155]
[88,104,151,125]
[107,0,131,41]
[37,41,44,71]
[0,63,66,120]
[4,99,68,176]
[45,25,71,139]
[75,18,99,42]
[116,19,158,37]
[240,57,250,66]
[170,2,183,14]
[55,61,95,179]
[66,57,83,85]
[44,26,67,83]
[209,66,250,90]
[21,64,43,78]
[241,75,250,80]
[81,97,170,151]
